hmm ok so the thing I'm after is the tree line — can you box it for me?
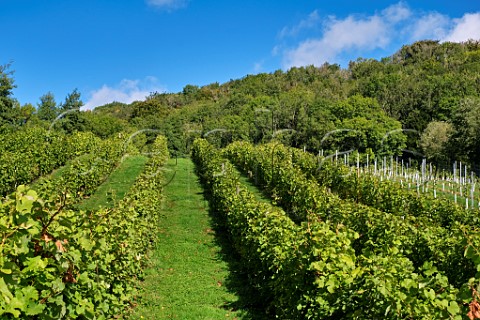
[2,40,480,168]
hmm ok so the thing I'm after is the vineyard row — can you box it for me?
[0,135,169,318]
[194,138,476,319]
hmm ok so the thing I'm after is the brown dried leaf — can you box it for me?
[41,233,53,243]
[63,272,77,283]
[55,240,66,252]
[469,300,480,319]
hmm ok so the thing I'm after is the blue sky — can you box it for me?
[1,1,479,110]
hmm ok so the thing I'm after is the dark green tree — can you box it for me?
[0,63,17,127]
[60,88,83,111]
[450,96,480,163]
[58,111,86,134]
[37,92,58,121]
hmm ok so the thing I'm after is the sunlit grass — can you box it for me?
[129,158,267,319]
[78,155,148,210]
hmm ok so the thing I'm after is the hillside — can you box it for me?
[96,40,480,166]
[2,40,480,166]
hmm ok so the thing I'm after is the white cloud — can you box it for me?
[443,13,480,42]
[280,2,480,69]
[410,13,449,40]
[82,77,166,110]
[409,12,480,43]
[146,0,187,10]
[283,13,391,68]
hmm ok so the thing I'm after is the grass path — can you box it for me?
[236,172,272,205]
[129,158,266,319]
[78,155,148,210]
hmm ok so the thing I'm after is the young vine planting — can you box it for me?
[220,140,480,319]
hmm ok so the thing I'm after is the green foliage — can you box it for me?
[0,63,17,128]
[194,139,473,318]
[0,127,101,196]
[56,111,87,134]
[227,141,480,317]
[0,135,169,318]
[37,92,58,121]
[348,40,480,162]
[420,121,454,162]
[450,96,480,163]
[130,98,170,120]
[94,102,131,120]
[35,136,124,199]
[60,89,83,111]
[80,111,127,139]
[15,103,36,125]
[289,145,480,228]
[277,144,480,287]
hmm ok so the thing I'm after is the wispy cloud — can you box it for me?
[253,61,264,73]
[146,0,188,10]
[279,10,320,38]
[381,2,411,23]
[280,2,480,69]
[82,77,166,110]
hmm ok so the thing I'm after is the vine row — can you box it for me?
[0,127,101,196]
[0,135,169,318]
[195,139,472,319]
[223,141,474,286]
[288,147,479,228]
